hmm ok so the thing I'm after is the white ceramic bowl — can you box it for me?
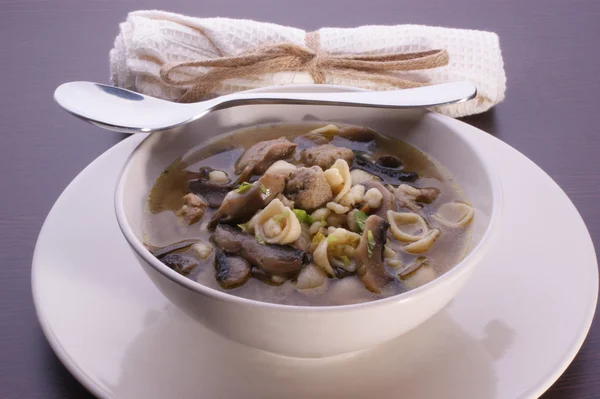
[115,85,502,358]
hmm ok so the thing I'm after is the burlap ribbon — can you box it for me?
[159,31,449,103]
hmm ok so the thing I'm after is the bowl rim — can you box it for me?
[114,84,503,313]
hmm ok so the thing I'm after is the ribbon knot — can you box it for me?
[159,31,449,103]
[303,31,326,83]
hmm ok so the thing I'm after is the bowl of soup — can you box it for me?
[115,85,502,357]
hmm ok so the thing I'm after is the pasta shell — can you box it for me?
[350,169,379,185]
[311,207,331,221]
[383,245,398,260]
[253,199,301,245]
[309,124,339,135]
[265,160,297,177]
[432,202,475,228]
[296,263,328,290]
[394,184,440,212]
[400,258,437,289]
[326,213,347,228]
[394,184,422,212]
[402,229,440,254]
[338,184,365,207]
[398,256,430,278]
[387,211,430,243]
[324,159,352,201]
[364,188,383,208]
[313,228,361,276]
[208,170,229,184]
[326,201,350,214]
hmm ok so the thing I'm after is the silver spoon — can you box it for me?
[54,81,477,133]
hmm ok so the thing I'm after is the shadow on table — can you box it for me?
[459,109,499,136]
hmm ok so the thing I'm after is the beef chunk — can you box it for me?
[235,138,297,176]
[177,193,208,225]
[300,144,355,170]
[285,166,333,212]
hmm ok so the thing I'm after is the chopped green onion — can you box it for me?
[272,211,289,223]
[292,209,316,225]
[236,182,252,193]
[260,184,267,194]
[327,235,338,244]
[341,255,350,267]
[367,230,375,258]
[237,222,249,232]
[320,219,328,227]
[256,234,266,245]
[354,211,368,233]
[311,232,325,246]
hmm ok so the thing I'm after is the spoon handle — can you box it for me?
[216,81,477,109]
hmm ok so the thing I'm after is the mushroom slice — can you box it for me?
[208,173,285,228]
[354,151,418,183]
[212,224,309,276]
[187,175,231,209]
[337,125,377,142]
[252,198,301,245]
[432,202,475,228]
[323,159,352,202]
[313,228,361,276]
[387,210,430,243]
[355,215,393,294]
[376,154,403,169]
[402,229,440,254]
[251,268,287,286]
[160,254,197,275]
[146,239,198,258]
[214,250,251,288]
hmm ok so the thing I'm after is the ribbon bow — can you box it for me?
[159,31,449,103]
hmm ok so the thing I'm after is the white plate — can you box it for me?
[33,119,598,399]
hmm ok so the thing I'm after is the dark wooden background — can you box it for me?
[1,0,598,397]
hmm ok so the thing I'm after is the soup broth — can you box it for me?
[143,123,473,306]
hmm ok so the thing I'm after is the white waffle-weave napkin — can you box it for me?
[110,10,506,118]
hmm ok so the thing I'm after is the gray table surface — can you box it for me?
[1,0,599,398]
